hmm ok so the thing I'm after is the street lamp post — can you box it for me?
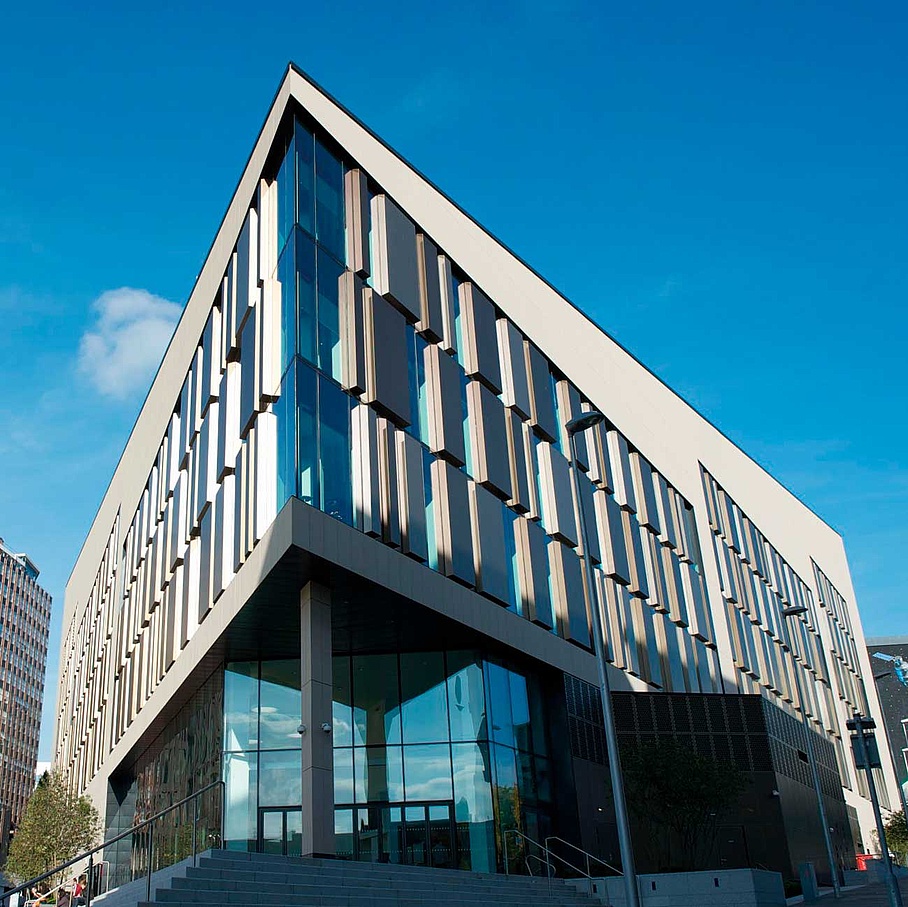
[567,411,640,907]
[781,604,842,898]
[847,715,904,907]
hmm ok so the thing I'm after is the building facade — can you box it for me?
[54,66,901,885]
[0,537,51,857]
[867,636,908,812]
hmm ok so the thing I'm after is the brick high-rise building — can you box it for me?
[0,537,51,856]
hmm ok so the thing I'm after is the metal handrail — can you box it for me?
[545,834,622,876]
[2,779,224,907]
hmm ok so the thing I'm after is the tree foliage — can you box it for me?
[4,770,101,889]
[621,739,747,871]
[883,809,908,864]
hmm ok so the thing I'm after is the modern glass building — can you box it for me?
[0,536,51,859]
[54,65,901,885]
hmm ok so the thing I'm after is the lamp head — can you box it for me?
[566,411,605,435]
[782,605,809,618]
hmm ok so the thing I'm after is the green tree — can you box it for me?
[4,770,101,889]
[621,739,747,872]
[883,810,908,865]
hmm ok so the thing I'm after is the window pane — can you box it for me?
[485,662,514,749]
[401,652,449,744]
[276,361,296,510]
[334,747,354,804]
[297,361,318,507]
[318,376,352,524]
[446,652,486,743]
[278,225,297,370]
[259,749,302,807]
[296,229,317,365]
[335,808,354,859]
[224,751,257,850]
[316,248,344,380]
[277,133,295,255]
[404,744,453,801]
[315,139,345,262]
[492,744,519,843]
[354,746,404,803]
[333,656,353,747]
[353,655,401,746]
[224,662,258,751]
[509,671,531,752]
[258,660,301,750]
[295,121,314,236]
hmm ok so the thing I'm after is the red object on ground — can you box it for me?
[856,853,876,871]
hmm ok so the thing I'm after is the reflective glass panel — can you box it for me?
[509,671,531,752]
[354,746,404,803]
[334,747,354,804]
[295,121,315,236]
[224,662,258,751]
[401,652,449,744]
[258,660,301,750]
[446,652,486,743]
[316,248,344,380]
[353,655,401,746]
[333,656,353,747]
[335,808,354,859]
[404,744,453,801]
[224,752,257,850]
[297,361,318,507]
[277,134,295,255]
[485,662,514,749]
[296,230,317,365]
[315,139,345,262]
[259,749,302,807]
[278,232,297,370]
[318,376,352,525]
[275,363,296,510]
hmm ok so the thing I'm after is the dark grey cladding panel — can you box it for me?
[497,319,531,419]
[575,471,600,565]
[239,312,258,438]
[460,283,502,393]
[197,506,213,624]
[505,409,531,514]
[515,517,554,629]
[416,234,444,342]
[425,345,466,466]
[363,288,411,427]
[537,442,577,546]
[467,380,511,501]
[396,431,428,562]
[557,381,590,472]
[371,194,421,322]
[549,540,591,648]
[630,452,660,533]
[623,510,649,599]
[432,459,475,586]
[524,341,556,442]
[378,418,401,548]
[344,168,370,277]
[339,271,367,395]
[593,489,631,586]
[469,481,510,605]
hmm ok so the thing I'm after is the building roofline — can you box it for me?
[867,637,908,647]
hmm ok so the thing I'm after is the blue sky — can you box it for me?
[1,0,906,760]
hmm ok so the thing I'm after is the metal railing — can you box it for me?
[2,780,224,907]
[503,828,622,900]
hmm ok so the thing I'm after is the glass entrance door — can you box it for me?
[344,801,456,867]
[258,807,303,856]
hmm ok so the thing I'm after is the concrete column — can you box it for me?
[300,580,334,857]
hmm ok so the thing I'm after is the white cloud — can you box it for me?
[77,287,181,401]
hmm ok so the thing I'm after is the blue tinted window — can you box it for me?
[296,230,317,365]
[295,121,315,236]
[297,362,318,507]
[277,133,295,255]
[503,509,520,615]
[316,248,344,381]
[318,376,352,524]
[277,231,297,370]
[315,140,345,262]
[400,652,449,744]
[423,449,437,571]
[275,364,296,510]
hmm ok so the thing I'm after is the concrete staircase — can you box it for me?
[134,849,604,907]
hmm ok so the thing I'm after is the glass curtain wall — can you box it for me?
[223,661,303,854]
[332,650,552,872]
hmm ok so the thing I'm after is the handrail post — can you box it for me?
[219,779,225,850]
[145,822,154,903]
[86,853,94,907]
[504,830,509,876]
[192,795,199,865]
